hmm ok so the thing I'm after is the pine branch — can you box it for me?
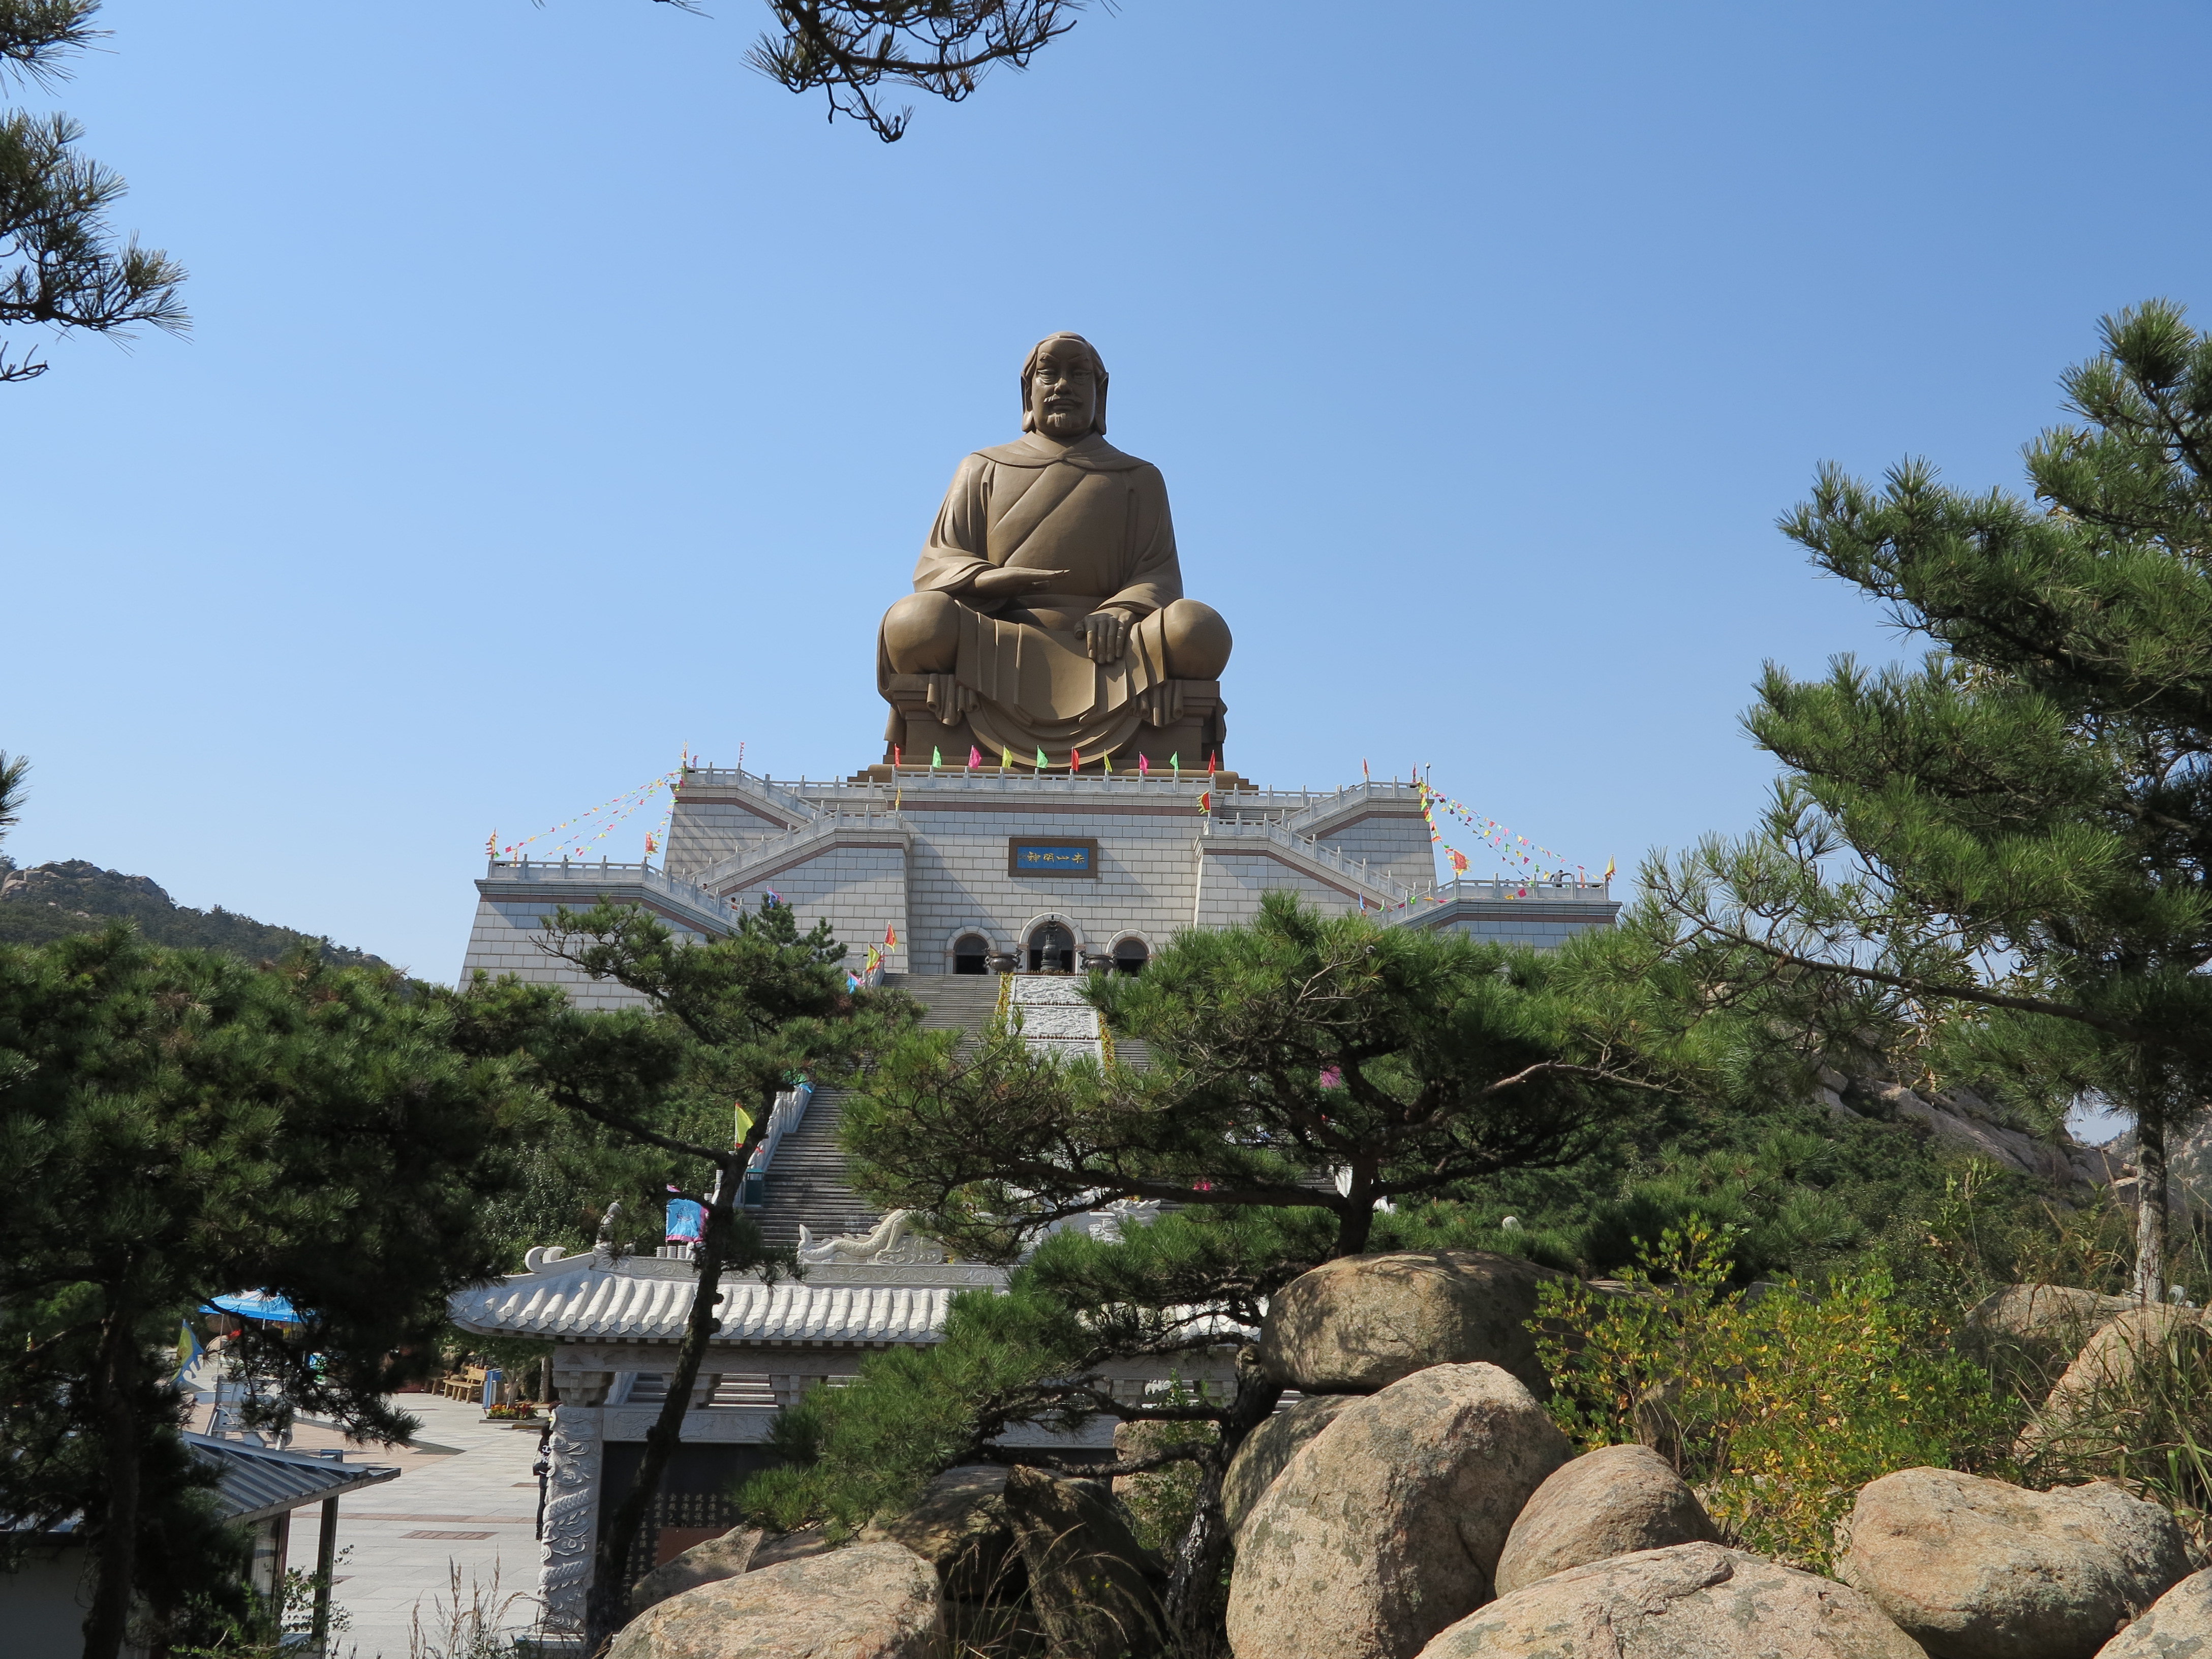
[0,0,103,87]
[748,0,1085,141]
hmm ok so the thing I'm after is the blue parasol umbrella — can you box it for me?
[201,1290,305,1325]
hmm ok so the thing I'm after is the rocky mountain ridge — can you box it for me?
[0,857,390,971]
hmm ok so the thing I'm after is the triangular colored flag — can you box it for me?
[733,1101,755,1141]
[1170,754,1180,778]
[1036,747,1049,769]
[893,746,902,767]
[1138,753,1150,778]
[865,944,881,970]
[1603,857,1616,882]
[1198,789,1212,816]
[968,746,981,770]
[1208,751,1218,773]
[1070,748,1081,774]
[1001,746,1012,770]
[1102,752,1113,775]
[174,1319,202,1381]
[1362,758,1370,781]
[932,747,942,768]
[884,923,898,948]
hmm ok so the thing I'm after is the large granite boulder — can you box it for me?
[2103,1568,2212,1659]
[1963,1283,2134,1353]
[628,1526,762,1618]
[1258,1250,1566,1396]
[1491,1442,1719,1596]
[746,1527,839,1572]
[861,1465,1017,1603]
[1416,1542,1924,1659]
[1003,1466,1168,1659]
[607,1540,943,1659]
[1841,1467,2190,1659]
[1220,1395,1358,1538]
[2017,1305,2207,1459]
[1226,1361,1570,1659]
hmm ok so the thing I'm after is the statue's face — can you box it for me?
[1028,342,1099,440]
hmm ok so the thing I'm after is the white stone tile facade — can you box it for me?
[456,770,1620,994]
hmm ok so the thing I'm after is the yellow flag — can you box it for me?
[733,1101,754,1143]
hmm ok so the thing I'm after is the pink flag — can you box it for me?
[968,746,981,770]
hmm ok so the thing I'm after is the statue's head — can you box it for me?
[1021,333,1108,439]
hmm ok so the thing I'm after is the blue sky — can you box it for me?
[6,1,2210,980]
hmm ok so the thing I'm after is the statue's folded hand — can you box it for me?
[1084,609,1131,663]
[968,565,1070,601]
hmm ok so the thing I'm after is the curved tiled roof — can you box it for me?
[448,1249,990,1345]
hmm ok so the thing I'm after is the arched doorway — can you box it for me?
[951,932,991,975]
[1026,920,1075,973]
[1112,937,1150,975]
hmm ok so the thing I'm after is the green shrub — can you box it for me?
[1533,1216,2017,1572]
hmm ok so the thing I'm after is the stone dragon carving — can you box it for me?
[536,1406,603,1635]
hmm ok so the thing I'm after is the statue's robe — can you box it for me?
[878,431,1193,760]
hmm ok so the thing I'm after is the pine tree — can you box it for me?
[468,895,916,1653]
[0,3,186,382]
[1644,299,2212,1300]
[740,1,1083,141]
[769,894,1690,1653]
[0,930,536,1659]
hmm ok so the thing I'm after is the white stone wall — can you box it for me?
[1193,849,1364,930]
[897,802,1204,972]
[458,897,678,1010]
[665,798,789,877]
[1310,810,1437,892]
[722,842,911,972]
[1423,911,1615,949]
[458,778,1616,994]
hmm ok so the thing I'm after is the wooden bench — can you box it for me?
[438,1363,489,1403]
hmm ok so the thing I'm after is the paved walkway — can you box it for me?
[188,1381,548,1658]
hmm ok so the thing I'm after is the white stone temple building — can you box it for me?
[449,764,1618,1639]
[457,766,1618,1007]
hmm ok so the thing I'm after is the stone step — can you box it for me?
[749,1088,881,1251]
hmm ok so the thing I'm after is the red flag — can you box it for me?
[1208,750,1218,773]
[1070,747,1081,775]
[884,923,898,949]
[893,746,902,769]
[1198,789,1212,816]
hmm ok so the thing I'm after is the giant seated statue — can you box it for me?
[877,333,1232,770]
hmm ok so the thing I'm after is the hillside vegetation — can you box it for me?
[0,857,390,970]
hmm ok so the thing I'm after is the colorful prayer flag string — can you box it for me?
[494,766,682,863]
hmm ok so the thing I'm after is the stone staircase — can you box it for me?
[747,1087,881,1252]
[901,971,1004,1037]
[745,973,1161,1251]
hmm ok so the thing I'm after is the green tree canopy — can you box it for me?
[459,894,917,1651]
[1644,299,2212,1296]
[0,930,536,1659]
[767,895,1697,1652]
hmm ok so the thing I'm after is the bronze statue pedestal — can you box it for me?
[880,672,1226,774]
